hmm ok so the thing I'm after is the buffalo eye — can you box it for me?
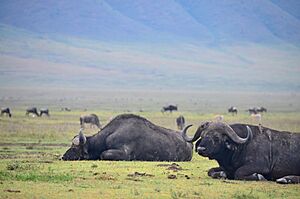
[213,136,220,143]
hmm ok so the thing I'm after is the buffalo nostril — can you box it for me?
[197,146,206,152]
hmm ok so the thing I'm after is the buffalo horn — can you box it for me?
[78,128,87,145]
[181,122,211,142]
[212,123,252,144]
[181,124,194,142]
[181,122,211,143]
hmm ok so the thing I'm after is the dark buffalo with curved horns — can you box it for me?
[80,114,101,129]
[26,107,39,117]
[161,105,178,113]
[182,122,300,184]
[1,107,12,117]
[62,114,193,161]
[176,115,185,130]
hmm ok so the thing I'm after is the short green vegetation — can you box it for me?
[0,110,299,198]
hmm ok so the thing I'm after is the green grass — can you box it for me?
[0,110,300,198]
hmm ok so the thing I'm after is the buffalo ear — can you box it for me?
[72,136,80,146]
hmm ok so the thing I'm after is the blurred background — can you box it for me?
[0,0,299,111]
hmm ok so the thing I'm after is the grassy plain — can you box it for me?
[0,108,300,199]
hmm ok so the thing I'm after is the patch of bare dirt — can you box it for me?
[167,174,177,179]
[94,172,116,181]
[126,171,154,182]
[157,163,183,172]
[4,189,21,193]
[127,172,154,177]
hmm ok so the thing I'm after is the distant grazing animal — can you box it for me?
[257,107,267,113]
[214,115,224,122]
[80,114,101,129]
[62,114,193,161]
[61,107,71,112]
[40,108,50,117]
[26,107,39,117]
[248,107,267,114]
[182,122,300,184]
[176,115,185,130]
[1,107,12,117]
[247,107,258,114]
[161,105,178,113]
[228,106,238,115]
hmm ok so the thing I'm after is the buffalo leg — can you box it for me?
[234,165,268,181]
[100,149,129,160]
[208,167,227,179]
[276,175,300,184]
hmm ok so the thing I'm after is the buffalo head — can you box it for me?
[62,129,89,160]
[182,122,252,158]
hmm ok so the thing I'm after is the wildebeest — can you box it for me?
[26,107,39,117]
[248,107,267,114]
[257,107,267,113]
[247,107,258,114]
[40,108,50,117]
[80,114,101,129]
[161,105,178,113]
[228,106,238,115]
[182,122,300,184]
[176,115,185,130]
[61,107,71,112]
[1,107,12,117]
[62,114,193,161]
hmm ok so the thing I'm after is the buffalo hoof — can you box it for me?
[276,178,291,184]
[252,173,267,181]
[210,171,227,179]
[276,176,300,184]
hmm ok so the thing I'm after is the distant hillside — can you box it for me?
[0,0,300,44]
[0,1,299,92]
[0,24,299,91]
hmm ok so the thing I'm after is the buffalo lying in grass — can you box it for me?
[63,114,193,161]
[182,122,300,184]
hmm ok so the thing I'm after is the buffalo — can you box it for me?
[176,115,185,130]
[162,105,178,113]
[182,122,300,184]
[26,107,39,117]
[1,107,12,117]
[228,106,238,115]
[62,114,193,161]
[80,114,101,129]
[40,108,50,117]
